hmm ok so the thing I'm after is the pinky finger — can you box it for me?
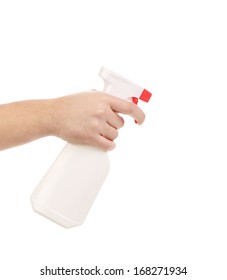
[95,135,116,151]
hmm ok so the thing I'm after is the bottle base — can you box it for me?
[31,199,81,228]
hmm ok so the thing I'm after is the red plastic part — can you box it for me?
[139,89,152,102]
[132,89,152,124]
[132,97,139,104]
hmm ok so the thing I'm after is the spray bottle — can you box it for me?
[30,67,152,228]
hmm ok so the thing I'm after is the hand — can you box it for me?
[50,91,145,150]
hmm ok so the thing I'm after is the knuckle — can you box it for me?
[138,110,145,124]
[95,106,108,119]
[91,118,102,130]
[118,117,124,128]
[97,138,114,151]
[106,141,116,151]
[112,129,118,140]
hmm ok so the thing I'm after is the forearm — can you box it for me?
[0,99,53,150]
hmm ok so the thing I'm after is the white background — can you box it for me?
[0,0,227,279]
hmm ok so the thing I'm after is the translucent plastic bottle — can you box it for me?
[30,67,152,228]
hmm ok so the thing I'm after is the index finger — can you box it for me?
[109,96,145,125]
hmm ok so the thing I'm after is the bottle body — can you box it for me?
[31,67,151,227]
[31,143,110,228]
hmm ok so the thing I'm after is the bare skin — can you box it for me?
[0,91,145,151]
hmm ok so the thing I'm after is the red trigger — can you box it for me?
[132,97,139,124]
[132,97,138,105]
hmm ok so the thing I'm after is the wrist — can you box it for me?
[37,99,57,138]
[44,97,64,138]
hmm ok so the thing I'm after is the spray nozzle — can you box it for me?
[99,67,152,104]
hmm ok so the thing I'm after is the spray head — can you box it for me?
[99,67,152,104]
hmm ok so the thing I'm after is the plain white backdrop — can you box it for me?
[0,0,227,279]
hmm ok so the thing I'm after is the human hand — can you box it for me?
[50,91,145,151]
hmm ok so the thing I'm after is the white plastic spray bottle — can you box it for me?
[31,67,152,228]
